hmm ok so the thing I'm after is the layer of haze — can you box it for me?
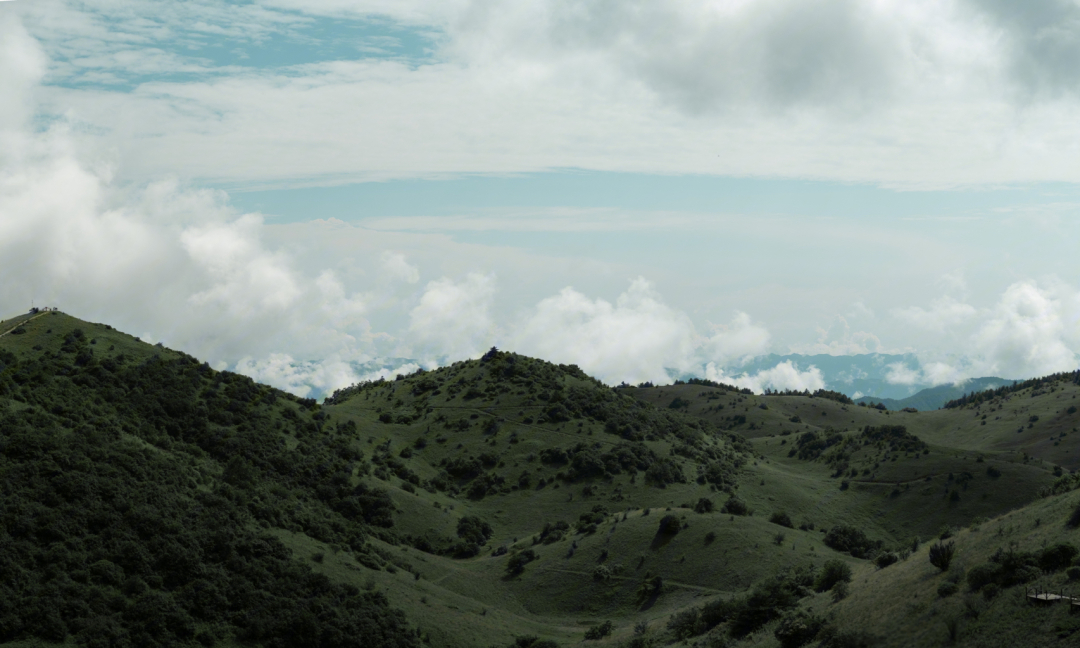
[2,1,1080,397]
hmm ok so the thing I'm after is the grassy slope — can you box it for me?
[4,312,1080,648]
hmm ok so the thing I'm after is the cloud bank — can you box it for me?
[11,0,1080,187]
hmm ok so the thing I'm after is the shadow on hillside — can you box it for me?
[650,531,675,552]
[638,588,661,612]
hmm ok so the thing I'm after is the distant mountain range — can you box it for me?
[714,353,1017,411]
[853,377,1012,411]
[282,352,1015,411]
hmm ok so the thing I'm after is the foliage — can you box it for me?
[763,388,854,405]
[769,511,794,528]
[823,526,882,559]
[721,495,749,516]
[0,346,418,647]
[774,610,826,648]
[944,371,1080,409]
[1038,543,1078,573]
[874,552,899,569]
[506,549,539,576]
[583,621,614,640]
[815,560,852,593]
[929,541,957,572]
[694,497,715,513]
[506,636,558,648]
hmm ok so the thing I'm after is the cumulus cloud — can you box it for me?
[705,360,826,394]
[508,279,773,386]
[0,13,392,396]
[233,354,360,399]
[509,278,697,385]
[969,280,1080,377]
[896,279,1080,384]
[701,312,771,366]
[408,273,495,361]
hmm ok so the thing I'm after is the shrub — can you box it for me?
[584,621,614,640]
[694,498,715,513]
[938,581,959,597]
[989,545,1040,586]
[1067,566,1080,582]
[966,563,999,592]
[657,514,681,536]
[824,526,881,558]
[770,511,794,528]
[815,560,852,593]
[721,495,749,516]
[875,552,899,569]
[774,610,825,648]
[832,580,849,601]
[982,583,1000,600]
[704,531,717,545]
[929,541,956,572]
[506,549,538,576]
[1039,543,1078,573]
[508,636,558,648]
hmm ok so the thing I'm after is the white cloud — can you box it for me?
[884,362,922,385]
[897,279,1080,384]
[789,316,886,355]
[233,353,359,399]
[509,278,697,385]
[11,0,1080,189]
[701,312,771,366]
[380,251,420,284]
[0,11,46,136]
[892,296,977,331]
[969,280,1079,378]
[408,272,495,361]
[705,360,826,394]
[508,280,772,386]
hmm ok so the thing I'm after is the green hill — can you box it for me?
[3,312,1080,648]
[853,377,1012,411]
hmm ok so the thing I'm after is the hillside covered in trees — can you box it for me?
[3,311,1080,648]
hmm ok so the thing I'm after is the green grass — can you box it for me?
[4,312,1080,648]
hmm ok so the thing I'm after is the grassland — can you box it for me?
[2,311,1079,648]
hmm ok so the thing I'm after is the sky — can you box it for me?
[2,0,1080,397]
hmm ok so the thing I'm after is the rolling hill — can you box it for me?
[2,311,1080,648]
[853,377,1012,412]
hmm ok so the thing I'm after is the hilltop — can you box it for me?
[2,312,1080,648]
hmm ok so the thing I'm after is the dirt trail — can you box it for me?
[0,311,50,340]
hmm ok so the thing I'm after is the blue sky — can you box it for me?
[3,1,1080,397]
